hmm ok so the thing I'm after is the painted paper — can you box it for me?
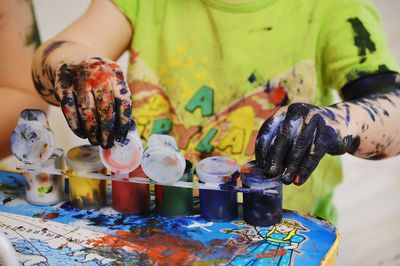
[0,171,338,265]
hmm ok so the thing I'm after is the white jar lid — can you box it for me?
[141,134,185,184]
[66,145,104,173]
[196,156,239,184]
[100,130,143,174]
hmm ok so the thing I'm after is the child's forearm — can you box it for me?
[330,86,400,159]
[31,39,132,148]
[30,0,133,148]
[255,75,400,185]
[32,39,97,105]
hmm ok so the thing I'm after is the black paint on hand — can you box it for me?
[255,103,359,185]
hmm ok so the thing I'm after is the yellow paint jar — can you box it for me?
[65,145,106,209]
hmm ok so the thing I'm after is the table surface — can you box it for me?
[0,171,338,266]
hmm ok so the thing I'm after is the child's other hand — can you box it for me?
[54,57,132,148]
[255,103,358,185]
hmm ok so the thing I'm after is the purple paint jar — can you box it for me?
[196,156,239,222]
[241,160,282,226]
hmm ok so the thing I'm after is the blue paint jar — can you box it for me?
[241,160,282,226]
[196,156,239,222]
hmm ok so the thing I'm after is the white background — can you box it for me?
[30,1,400,265]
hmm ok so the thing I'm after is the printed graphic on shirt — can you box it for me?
[128,51,316,163]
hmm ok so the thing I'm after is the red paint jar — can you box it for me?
[112,166,150,214]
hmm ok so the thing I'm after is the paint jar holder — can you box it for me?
[241,160,282,226]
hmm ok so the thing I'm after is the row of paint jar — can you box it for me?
[23,142,194,215]
[25,143,282,226]
[12,110,282,225]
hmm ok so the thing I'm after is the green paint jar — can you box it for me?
[155,160,194,217]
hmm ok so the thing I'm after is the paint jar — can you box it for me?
[155,160,194,217]
[100,130,149,214]
[241,160,282,226]
[196,156,240,222]
[24,148,64,205]
[10,109,55,165]
[141,134,186,184]
[111,166,150,214]
[66,145,107,209]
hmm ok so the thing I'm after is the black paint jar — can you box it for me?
[241,160,282,226]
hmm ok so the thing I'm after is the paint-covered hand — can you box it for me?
[255,103,358,185]
[50,57,132,148]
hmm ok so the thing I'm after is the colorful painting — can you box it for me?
[0,171,338,265]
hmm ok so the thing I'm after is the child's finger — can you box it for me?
[55,64,86,138]
[255,111,286,171]
[297,125,329,185]
[262,115,293,177]
[88,60,118,148]
[74,66,99,146]
[91,72,116,149]
[112,69,132,143]
[281,117,318,184]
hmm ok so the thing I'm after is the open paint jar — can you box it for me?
[141,134,186,184]
[24,148,64,206]
[241,160,282,226]
[100,130,149,214]
[10,109,55,165]
[196,156,239,222]
[66,145,107,209]
[155,160,194,217]
[10,109,64,206]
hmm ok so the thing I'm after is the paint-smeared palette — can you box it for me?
[0,171,338,265]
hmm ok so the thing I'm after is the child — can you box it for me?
[31,0,400,222]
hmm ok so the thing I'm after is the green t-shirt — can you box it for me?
[112,0,399,222]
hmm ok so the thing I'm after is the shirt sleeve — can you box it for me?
[318,0,399,96]
[111,0,139,27]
